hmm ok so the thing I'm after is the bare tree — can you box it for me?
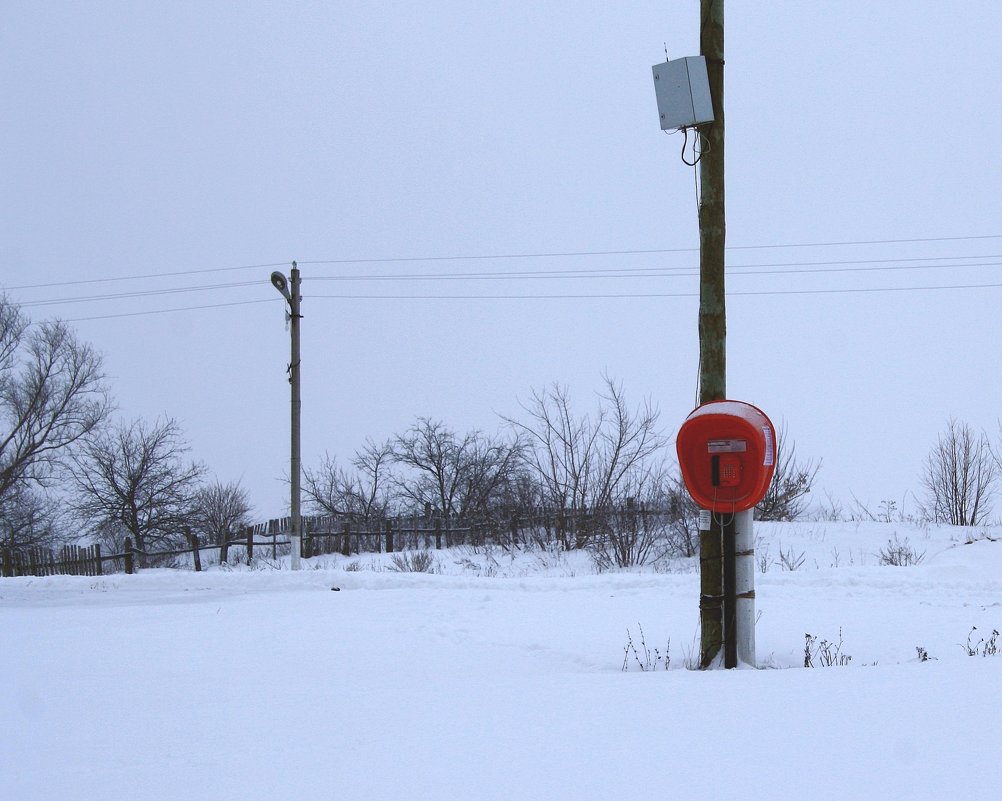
[70,417,207,552]
[505,383,599,514]
[304,439,394,519]
[921,419,997,526]
[193,480,252,544]
[303,453,353,517]
[391,419,523,519]
[0,484,65,550]
[503,377,667,550]
[755,422,821,522]
[504,378,665,543]
[660,473,701,558]
[0,297,111,507]
[452,432,525,518]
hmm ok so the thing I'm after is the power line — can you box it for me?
[306,255,1002,283]
[307,281,1002,301]
[63,298,274,322]
[6,233,1002,291]
[16,254,1002,311]
[10,236,1002,319]
[297,233,1002,266]
[53,276,1002,322]
[18,280,263,309]
[24,267,1002,317]
[5,262,289,292]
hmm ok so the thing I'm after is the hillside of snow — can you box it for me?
[3,520,1000,801]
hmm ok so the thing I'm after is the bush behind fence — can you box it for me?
[2,505,694,578]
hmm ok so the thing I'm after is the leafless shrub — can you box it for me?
[453,545,501,577]
[756,536,771,573]
[504,376,666,550]
[960,529,999,545]
[778,543,805,571]
[848,495,908,523]
[921,419,998,526]
[661,475,700,558]
[804,629,852,667]
[622,624,670,671]
[391,419,523,523]
[755,421,820,522]
[193,480,251,545]
[388,550,437,573]
[877,533,925,566]
[962,626,1000,657]
[814,491,845,522]
[305,441,395,519]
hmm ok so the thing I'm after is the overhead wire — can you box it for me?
[58,279,1002,321]
[63,298,274,322]
[305,254,1002,283]
[6,261,289,292]
[13,253,1002,308]
[297,233,1002,267]
[8,232,1002,294]
[7,235,1002,320]
[17,280,263,309]
[305,282,1002,301]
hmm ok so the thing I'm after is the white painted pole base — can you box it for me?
[734,508,756,667]
[290,535,302,571]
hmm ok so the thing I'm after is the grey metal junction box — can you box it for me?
[652,56,714,131]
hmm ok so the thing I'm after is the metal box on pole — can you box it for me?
[651,56,714,131]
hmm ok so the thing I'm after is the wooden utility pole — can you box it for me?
[698,0,727,667]
[270,263,303,570]
[289,262,303,570]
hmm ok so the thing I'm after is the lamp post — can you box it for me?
[270,262,302,570]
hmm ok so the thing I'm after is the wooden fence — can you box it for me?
[2,506,685,578]
[2,544,106,578]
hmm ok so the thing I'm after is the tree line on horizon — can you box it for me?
[3,295,997,568]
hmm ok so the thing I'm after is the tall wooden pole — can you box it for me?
[289,262,303,570]
[698,0,727,667]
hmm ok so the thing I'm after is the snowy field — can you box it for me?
[3,521,1001,801]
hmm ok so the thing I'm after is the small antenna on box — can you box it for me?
[664,42,669,62]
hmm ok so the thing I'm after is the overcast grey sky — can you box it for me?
[3,1,1001,520]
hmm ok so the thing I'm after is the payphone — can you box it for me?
[676,400,776,513]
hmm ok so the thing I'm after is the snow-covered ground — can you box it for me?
[3,521,1001,801]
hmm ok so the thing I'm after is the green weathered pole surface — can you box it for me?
[698,0,727,668]
[698,0,725,405]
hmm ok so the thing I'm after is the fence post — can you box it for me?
[94,543,103,576]
[2,548,11,578]
[187,529,202,572]
[341,521,351,556]
[220,534,230,565]
[384,519,394,554]
[124,537,135,574]
[246,526,254,563]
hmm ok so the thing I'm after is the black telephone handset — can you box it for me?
[711,454,742,488]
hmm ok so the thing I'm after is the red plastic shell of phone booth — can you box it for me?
[676,400,777,513]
